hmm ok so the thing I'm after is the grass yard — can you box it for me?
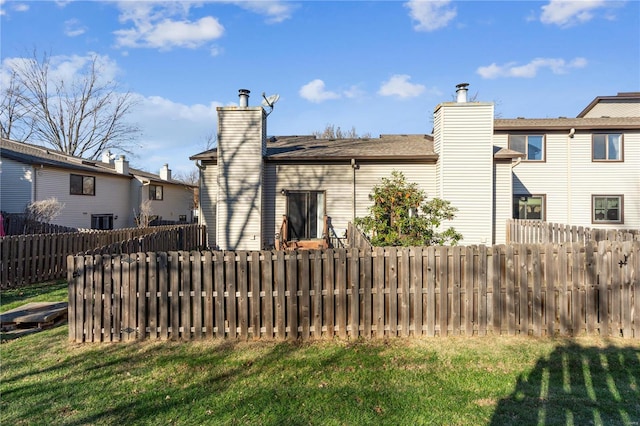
[1,283,639,426]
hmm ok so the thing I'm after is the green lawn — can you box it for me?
[1,283,639,425]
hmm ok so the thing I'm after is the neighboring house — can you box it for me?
[192,87,640,250]
[0,138,196,230]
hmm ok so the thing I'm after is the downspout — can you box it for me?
[351,159,359,221]
[567,128,575,225]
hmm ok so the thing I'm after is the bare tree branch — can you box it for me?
[1,50,140,159]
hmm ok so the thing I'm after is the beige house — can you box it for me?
[0,138,195,230]
[192,86,640,250]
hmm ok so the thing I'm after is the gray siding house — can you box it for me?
[192,86,640,250]
[1,138,195,230]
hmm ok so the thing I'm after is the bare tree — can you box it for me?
[134,200,153,228]
[313,124,370,139]
[173,167,199,186]
[0,70,34,140]
[1,51,140,159]
[25,197,65,223]
[173,167,200,210]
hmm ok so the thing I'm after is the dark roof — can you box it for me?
[494,117,640,131]
[1,138,194,187]
[577,92,640,118]
[266,134,437,161]
[190,134,438,163]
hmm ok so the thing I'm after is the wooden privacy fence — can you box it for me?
[507,219,640,244]
[68,241,640,343]
[1,224,206,289]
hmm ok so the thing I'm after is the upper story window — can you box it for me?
[149,184,163,200]
[513,195,545,220]
[592,195,623,224]
[70,174,95,196]
[592,133,622,161]
[509,135,545,161]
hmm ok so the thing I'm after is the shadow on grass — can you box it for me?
[2,332,415,425]
[490,340,640,425]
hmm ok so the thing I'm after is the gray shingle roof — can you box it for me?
[1,138,194,187]
[266,134,437,161]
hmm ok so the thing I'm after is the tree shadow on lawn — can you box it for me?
[490,340,640,426]
[3,333,420,425]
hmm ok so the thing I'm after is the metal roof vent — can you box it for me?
[238,89,250,107]
[456,83,469,103]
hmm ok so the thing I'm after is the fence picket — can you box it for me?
[336,249,347,338]
[399,248,409,337]
[214,252,225,338]
[225,251,237,339]
[203,251,213,339]
[263,251,274,338]
[312,250,323,338]
[412,247,423,337]
[287,252,298,339]
[250,251,261,339]
[192,251,203,340]
[300,250,311,340]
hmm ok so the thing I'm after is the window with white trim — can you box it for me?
[592,195,623,224]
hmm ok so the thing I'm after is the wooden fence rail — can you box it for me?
[68,241,640,343]
[1,225,206,288]
[507,219,640,244]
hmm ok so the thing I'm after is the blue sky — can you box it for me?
[1,0,638,176]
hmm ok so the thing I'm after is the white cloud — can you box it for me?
[299,79,341,103]
[112,1,293,51]
[229,0,295,24]
[404,0,456,32]
[378,75,425,98]
[477,57,588,79]
[115,16,224,50]
[64,19,87,37]
[128,94,222,174]
[1,53,120,86]
[0,0,29,16]
[540,0,608,27]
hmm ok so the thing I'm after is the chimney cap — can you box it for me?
[456,82,469,89]
[238,89,250,107]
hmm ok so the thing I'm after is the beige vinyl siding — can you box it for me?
[199,162,217,248]
[582,101,640,118]
[35,167,131,229]
[493,161,513,244]
[433,108,443,198]
[509,132,569,224]
[263,163,351,247]
[434,102,494,245]
[148,184,192,222]
[262,161,436,247]
[0,157,33,213]
[568,130,640,229]
[498,129,640,231]
[217,107,265,250]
